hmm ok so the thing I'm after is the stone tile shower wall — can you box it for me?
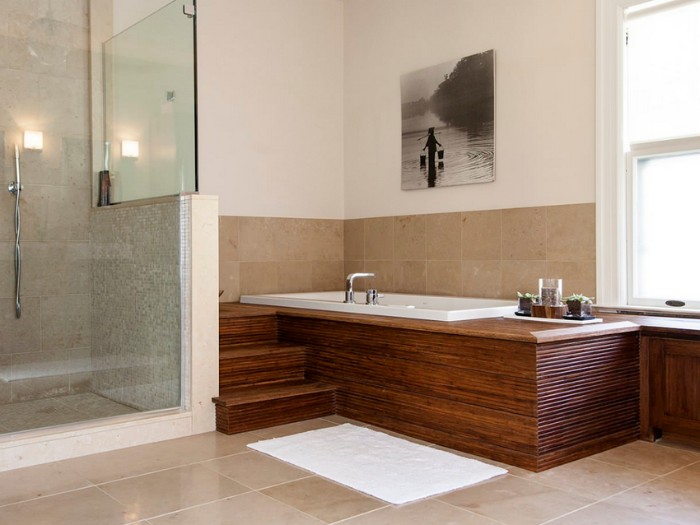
[344,203,596,300]
[217,204,595,303]
[90,200,181,411]
[0,1,92,405]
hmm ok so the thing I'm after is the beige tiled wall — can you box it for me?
[219,217,345,302]
[344,203,596,300]
[0,1,92,405]
[219,203,595,302]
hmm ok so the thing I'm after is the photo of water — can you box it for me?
[401,50,495,190]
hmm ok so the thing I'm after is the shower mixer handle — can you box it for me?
[8,181,23,195]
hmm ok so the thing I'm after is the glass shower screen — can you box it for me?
[101,1,196,204]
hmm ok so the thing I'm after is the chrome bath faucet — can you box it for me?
[344,272,375,303]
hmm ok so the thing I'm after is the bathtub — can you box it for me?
[240,291,517,322]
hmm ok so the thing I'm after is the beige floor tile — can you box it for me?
[545,500,678,525]
[338,498,501,524]
[261,475,386,523]
[590,440,700,476]
[601,472,700,525]
[431,444,528,478]
[148,492,324,525]
[0,461,92,506]
[515,457,657,499]
[438,474,593,525]
[249,418,336,439]
[98,463,248,520]
[203,451,311,489]
[144,430,260,463]
[60,431,256,483]
[59,444,190,485]
[319,414,367,426]
[0,487,129,525]
[663,459,700,487]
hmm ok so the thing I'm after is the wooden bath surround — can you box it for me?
[217,304,700,471]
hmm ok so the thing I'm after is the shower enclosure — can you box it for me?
[1,0,196,436]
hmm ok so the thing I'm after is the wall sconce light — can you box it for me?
[121,140,139,158]
[24,130,43,150]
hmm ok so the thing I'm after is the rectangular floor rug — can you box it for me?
[248,423,507,504]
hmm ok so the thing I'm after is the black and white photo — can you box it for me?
[401,50,495,190]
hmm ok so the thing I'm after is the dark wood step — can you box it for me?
[219,303,278,346]
[219,343,307,390]
[212,382,336,434]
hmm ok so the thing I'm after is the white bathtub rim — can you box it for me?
[241,291,517,322]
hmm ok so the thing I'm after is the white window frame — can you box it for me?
[596,0,700,313]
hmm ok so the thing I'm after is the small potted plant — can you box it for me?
[564,293,594,318]
[517,292,539,316]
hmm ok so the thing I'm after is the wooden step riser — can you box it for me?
[215,391,336,434]
[219,347,307,390]
[220,315,278,346]
[220,360,306,390]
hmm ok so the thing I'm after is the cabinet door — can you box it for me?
[649,337,700,447]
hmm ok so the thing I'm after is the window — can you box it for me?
[597,0,700,311]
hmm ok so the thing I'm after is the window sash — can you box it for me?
[626,137,700,309]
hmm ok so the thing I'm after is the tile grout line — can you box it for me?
[120,491,257,524]
[253,490,328,524]
[328,505,392,525]
[434,497,510,525]
[0,483,99,511]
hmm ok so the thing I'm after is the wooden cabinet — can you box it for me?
[642,335,700,447]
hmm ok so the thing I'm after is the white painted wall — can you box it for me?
[118,0,595,220]
[196,0,345,218]
[343,0,596,218]
[113,0,172,34]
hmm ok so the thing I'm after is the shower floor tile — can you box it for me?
[0,393,140,434]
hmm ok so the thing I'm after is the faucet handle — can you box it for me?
[366,289,383,305]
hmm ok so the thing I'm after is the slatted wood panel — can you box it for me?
[216,304,336,435]
[279,315,541,467]
[213,382,336,434]
[536,334,640,463]
[278,314,641,471]
[219,309,278,346]
[219,343,306,391]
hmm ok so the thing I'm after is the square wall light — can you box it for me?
[24,130,43,150]
[121,140,139,158]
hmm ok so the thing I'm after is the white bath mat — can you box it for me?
[248,423,507,504]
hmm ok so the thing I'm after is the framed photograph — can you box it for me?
[401,49,495,190]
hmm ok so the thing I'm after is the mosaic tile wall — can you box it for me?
[90,200,181,411]
[0,1,92,405]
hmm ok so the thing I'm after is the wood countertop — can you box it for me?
[221,302,700,343]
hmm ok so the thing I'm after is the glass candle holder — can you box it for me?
[539,278,562,306]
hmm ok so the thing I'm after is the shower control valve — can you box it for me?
[8,181,23,195]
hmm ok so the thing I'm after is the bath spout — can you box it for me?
[344,272,375,303]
